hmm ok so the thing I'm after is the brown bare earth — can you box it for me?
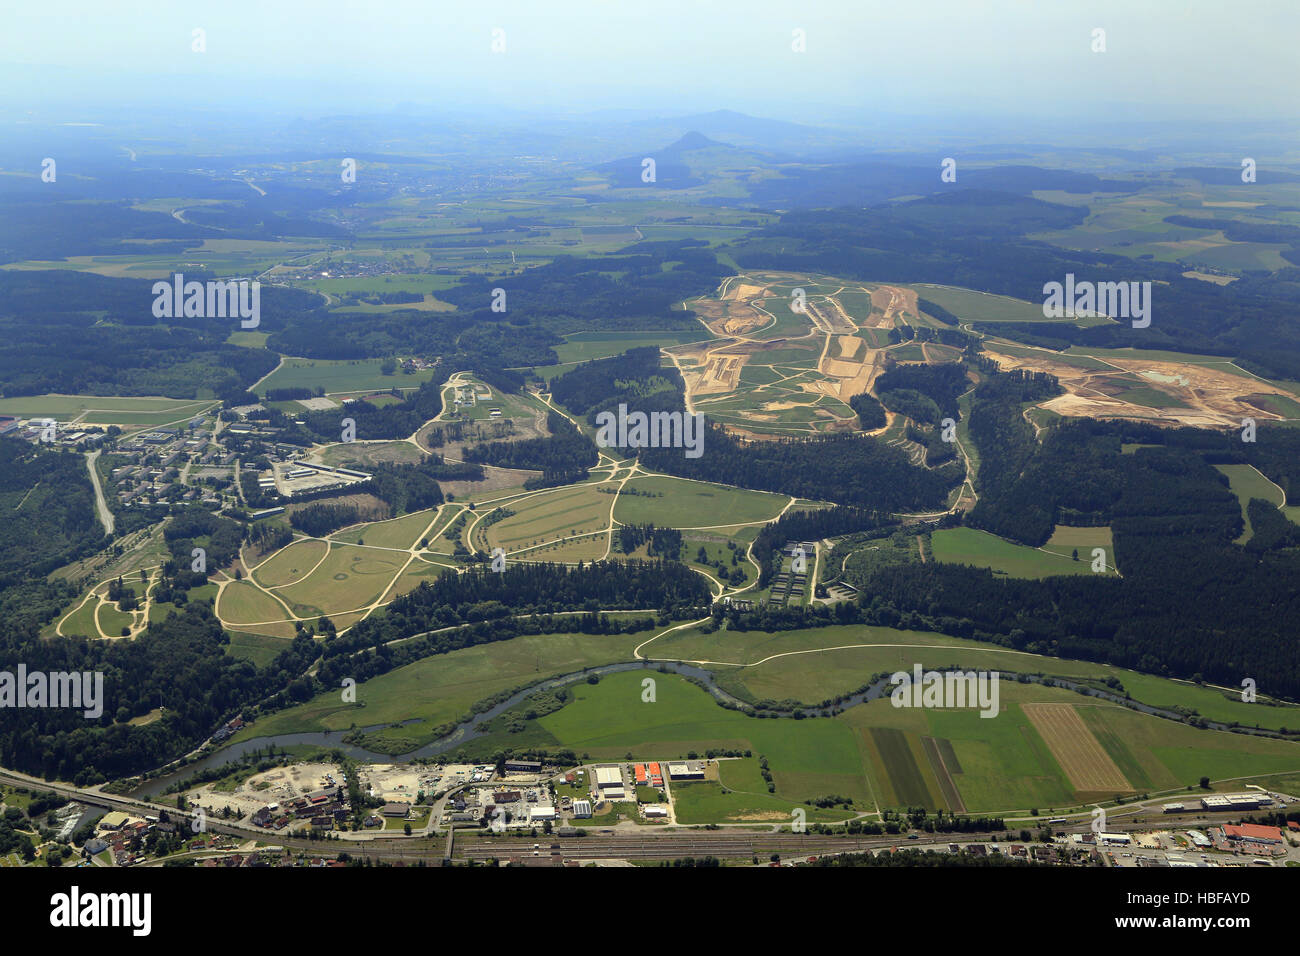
[1022,703,1132,793]
[984,342,1297,429]
[673,273,920,436]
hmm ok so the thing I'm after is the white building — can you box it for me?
[529,806,556,822]
[572,800,592,819]
[593,766,622,789]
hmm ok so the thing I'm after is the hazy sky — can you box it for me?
[3,0,1297,125]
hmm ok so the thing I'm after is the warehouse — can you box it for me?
[593,766,623,789]
[1200,792,1269,811]
[572,800,592,819]
[1223,823,1283,845]
[668,761,705,780]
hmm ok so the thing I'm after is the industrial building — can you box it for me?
[572,800,592,819]
[667,761,706,780]
[593,766,622,789]
[1200,792,1270,811]
[1222,823,1283,845]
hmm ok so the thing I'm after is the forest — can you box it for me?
[640,425,963,513]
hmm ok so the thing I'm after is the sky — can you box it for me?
[2,0,1297,127]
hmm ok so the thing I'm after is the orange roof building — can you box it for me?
[1223,823,1283,843]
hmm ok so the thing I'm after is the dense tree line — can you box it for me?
[163,507,244,572]
[616,524,683,559]
[368,454,480,514]
[874,362,970,420]
[290,502,361,537]
[549,347,682,417]
[0,439,104,586]
[462,411,597,478]
[0,271,292,399]
[300,375,448,442]
[965,369,1065,543]
[640,425,963,513]
[752,506,892,586]
[857,419,1300,698]
[849,390,887,429]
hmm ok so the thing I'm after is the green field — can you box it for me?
[251,538,329,588]
[482,483,611,558]
[930,527,1116,577]
[331,509,436,551]
[1215,464,1286,543]
[671,759,853,824]
[912,284,1092,324]
[462,667,1300,815]
[644,622,1300,734]
[552,330,711,364]
[229,630,655,748]
[256,358,439,397]
[274,543,408,617]
[0,394,216,425]
[216,580,291,626]
[613,474,789,528]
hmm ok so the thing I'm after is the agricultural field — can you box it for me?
[612,474,789,528]
[255,358,439,397]
[330,508,436,550]
[452,665,1300,815]
[476,484,611,556]
[644,622,1300,733]
[929,527,1116,578]
[0,394,217,426]
[671,758,854,824]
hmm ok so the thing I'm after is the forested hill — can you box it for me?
[858,420,1300,699]
[0,439,104,585]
